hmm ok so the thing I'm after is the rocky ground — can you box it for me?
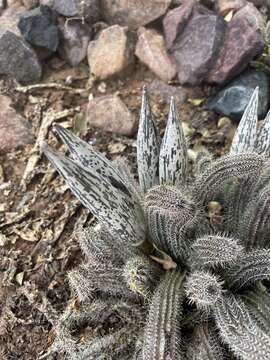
[0,0,270,359]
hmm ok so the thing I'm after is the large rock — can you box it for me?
[58,20,91,66]
[172,14,226,85]
[87,95,137,136]
[88,25,135,80]
[42,0,100,22]
[100,0,171,29]
[18,5,59,52]
[0,28,42,84]
[205,70,268,120]
[216,0,246,15]
[207,16,265,84]
[0,95,34,153]
[163,0,195,49]
[234,2,266,36]
[135,27,177,82]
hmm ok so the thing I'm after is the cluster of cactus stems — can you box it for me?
[43,86,270,360]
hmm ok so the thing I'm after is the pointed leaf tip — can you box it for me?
[159,100,187,185]
[255,110,270,157]
[230,87,259,154]
[137,87,160,192]
[43,143,145,244]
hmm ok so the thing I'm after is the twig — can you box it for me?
[15,83,87,95]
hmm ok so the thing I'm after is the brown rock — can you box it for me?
[172,14,226,85]
[216,0,246,16]
[208,17,265,84]
[87,95,137,136]
[100,0,171,29]
[163,0,195,49]
[147,79,187,105]
[135,27,177,82]
[87,25,135,80]
[0,95,34,153]
[0,4,26,35]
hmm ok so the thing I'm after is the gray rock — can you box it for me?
[0,95,34,153]
[53,0,77,16]
[87,95,137,136]
[58,20,91,67]
[100,0,171,29]
[18,5,59,52]
[46,0,100,22]
[205,70,269,120]
[135,27,177,82]
[207,16,265,84]
[147,79,187,105]
[216,0,246,16]
[172,14,226,85]
[0,27,42,84]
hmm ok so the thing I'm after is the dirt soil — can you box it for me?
[0,59,233,359]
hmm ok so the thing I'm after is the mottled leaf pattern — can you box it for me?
[54,124,130,193]
[255,110,270,156]
[230,87,258,154]
[159,97,187,185]
[42,144,145,246]
[137,87,160,192]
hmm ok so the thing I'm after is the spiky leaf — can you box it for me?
[185,271,223,309]
[255,110,270,156]
[230,87,258,154]
[191,235,244,269]
[224,249,270,290]
[145,185,199,263]
[242,288,270,334]
[137,87,160,192]
[186,323,227,360]
[142,270,184,360]
[42,144,145,246]
[214,293,270,360]
[159,98,187,186]
[193,153,264,203]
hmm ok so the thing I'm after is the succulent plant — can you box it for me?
[43,86,270,360]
